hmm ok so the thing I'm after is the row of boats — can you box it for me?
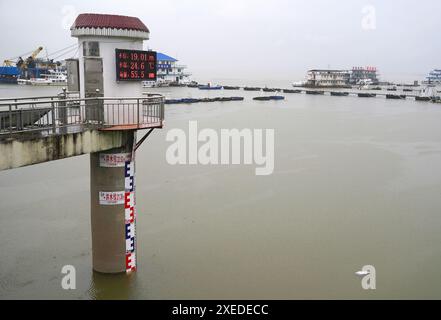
[169,82,441,103]
[249,88,438,102]
[175,81,441,103]
[320,91,436,101]
[195,84,284,91]
[190,84,434,97]
[161,89,441,105]
[358,86,415,92]
[165,96,244,104]
[166,94,439,106]
[190,83,303,93]
[165,96,287,104]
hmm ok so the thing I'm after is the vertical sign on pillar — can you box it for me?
[98,150,137,273]
[124,146,137,273]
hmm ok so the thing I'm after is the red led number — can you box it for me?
[117,50,156,81]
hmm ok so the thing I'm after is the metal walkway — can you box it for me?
[0,93,164,138]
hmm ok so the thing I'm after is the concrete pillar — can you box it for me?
[90,130,137,274]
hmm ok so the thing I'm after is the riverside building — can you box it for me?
[303,66,379,88]
[349,66,379,85]
[143,52,191,87]
[424,69,441,85]
[306,69,351,88]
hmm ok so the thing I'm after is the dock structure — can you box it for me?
[235,86,432,100]
[0,14,165,274]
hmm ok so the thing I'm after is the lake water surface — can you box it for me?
[1,83,441,299]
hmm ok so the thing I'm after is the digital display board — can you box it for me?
[116,49,156,81]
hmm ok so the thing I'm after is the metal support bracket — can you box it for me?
[135,128,155,151]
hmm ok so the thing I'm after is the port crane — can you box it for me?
[3,46,43,69]
[3,59,15,67]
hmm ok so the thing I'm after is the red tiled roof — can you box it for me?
[72,13,149,33]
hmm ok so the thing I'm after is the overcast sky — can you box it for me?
[0,0,440,82]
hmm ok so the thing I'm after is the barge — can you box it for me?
[358,93,376,98]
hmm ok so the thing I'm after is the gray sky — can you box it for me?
[0,0,440,82]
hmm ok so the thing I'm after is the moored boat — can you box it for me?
[29,70,67,86]
[244,87,261,91]
[415,96,431,102]
[386,94,406,99]
[187,81,199,88]
[283,89,302,93]
[199,84,222,90]
[269,95,285,100]
[182,98,200,103]
[262,87,278,92]
[165,99,183,104]
[358,93,376,98]
[223,86,240,90]
[169,82,187,87]
[330,91,349,96]
[0,66,20,84]
[219,97,233,102]
[253,96,271,101]
[253,96,285,101]
[432,96,441,103]
[17,79,31,85]
[165,96,245,104]
[306,90,324,95]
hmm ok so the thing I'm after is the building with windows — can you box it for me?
[155,52,191,85]
[349,66,379,85]
[306,69,351,88]
[302,66,379,88]
[424,69,441,84]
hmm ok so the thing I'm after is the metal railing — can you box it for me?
[0,94,164,138]
[0,91,80,103]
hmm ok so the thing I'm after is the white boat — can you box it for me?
[30,70,67,86]
[142,81,156,88]
[358,78,373,86]
[17,78,31,85]
[292,80,307,87]
[142,80,170,88]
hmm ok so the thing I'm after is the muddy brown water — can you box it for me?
[1,83,441,299]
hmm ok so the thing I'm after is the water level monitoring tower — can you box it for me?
[0,13,163,276]
[69,13,160,274]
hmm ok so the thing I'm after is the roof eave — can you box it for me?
[71,27,149,40]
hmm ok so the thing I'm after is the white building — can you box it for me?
[306,69,350,88]
[424,69,441,85]
[156,52,191,85]
[71,13,149,98]
[349,66,379,85]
